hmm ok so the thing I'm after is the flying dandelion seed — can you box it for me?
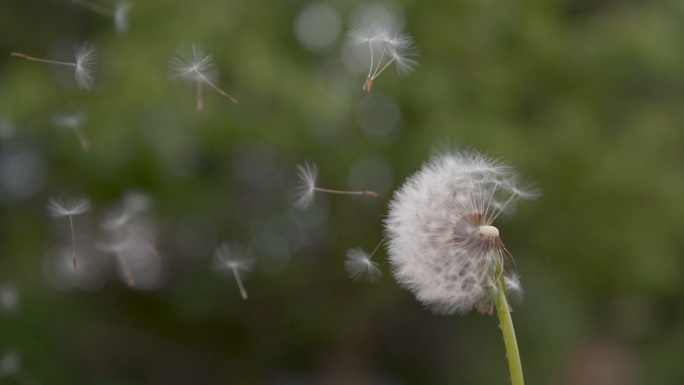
[52,111,89,150]
[69,0,131,34]
[212,243,255,300]
[294,162,378,209]
[47,196,90,271]
[168,43,237,110]
[11,42,98,90]
[344,241,383,283]
[102,201,160,259]
[348,23,418,91]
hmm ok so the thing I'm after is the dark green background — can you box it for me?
[1,0,684,384]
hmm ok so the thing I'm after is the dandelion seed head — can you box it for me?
[384,149,538,315]
[294,162,318,209]
[345,247,383,283]
[74,42,98,90]
[168,43,215,83]
[47,196,90,217]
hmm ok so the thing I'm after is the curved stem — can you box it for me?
[492,273,525,385]
[313,187,377,197]
[194,70,237,103]
[11,53,76,67]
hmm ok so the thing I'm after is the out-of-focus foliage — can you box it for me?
[1,0,684,384]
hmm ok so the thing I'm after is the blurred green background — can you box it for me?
[1,0,684,384]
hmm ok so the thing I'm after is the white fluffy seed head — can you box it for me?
[384,149,537,315]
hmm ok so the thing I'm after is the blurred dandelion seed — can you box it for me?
[345,240,383,283]
[47,197,90,271]
[168,44,237,110]
[294,162,378,209]
[348,23,418,91]
[69,0,131,34]
[212,243,254,300]
[52,111,90,151]
[97,240,137,287]
[10,42,98,90]
[102,204,160,259]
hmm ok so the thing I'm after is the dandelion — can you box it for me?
[47,196,90,271]
[212,243,254,300]
[69,0,131,34]
[168,43,237,110]
[101,196,159,259]
[384,149,538,385]
[348,23,418,91]
[52,111,90,150]
[345,241,383,283]
[294,162,378,209]
[11,42,98,90]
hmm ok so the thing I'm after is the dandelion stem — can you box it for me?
[371,57,397,82]
[72,127,90,151]
[10,52,76,67]
[371,42,391,78]
[367,40,375,78]
[116,253,135,287]
[313,187,378,197]
[68,215,78,271]
[231,267,248,300]
[125,225,160,258]
[491,268,524,385]
[194,70,237,104]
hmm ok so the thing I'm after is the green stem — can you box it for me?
[492,274,524,385]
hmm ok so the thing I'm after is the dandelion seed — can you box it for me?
[11,42,98,90]
[52,111,89,150]
[212,243,254,300]
[504,273,524,302]
[294,162,378,209]
[345,241,383,283]
[70,0,130,34]
[384,149,538,315]
[102,196,159,259]
[348,23,418,91]
[47,196,90,271]
[168,43,237,110]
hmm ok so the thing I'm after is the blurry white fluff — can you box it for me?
[384,149,538,315]
[345,247,383,283]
